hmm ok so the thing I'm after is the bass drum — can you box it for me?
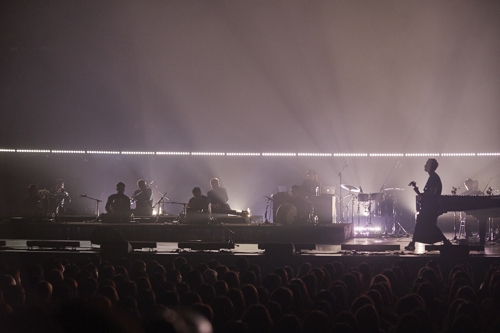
[276,203,297,226]
[374,198,394,217]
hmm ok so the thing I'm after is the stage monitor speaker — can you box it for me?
[90,226,132,257]
[258,243,295,256]
[90,226,127,245]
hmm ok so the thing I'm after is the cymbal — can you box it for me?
[341,184,360,193]
[384,188,404,191]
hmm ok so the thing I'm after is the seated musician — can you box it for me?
[132,179,153,216]
[288,185,313,224]
[187,187,209,212]
[405,159,452,251]
[22,184,43,217]
[48,179,71,215]
[103,182,131,222]
[207,178,230,210]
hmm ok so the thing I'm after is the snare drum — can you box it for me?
[358,193,370,202]
[276,203,297,226]
[370,192,385,202]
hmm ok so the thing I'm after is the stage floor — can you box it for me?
[2,232,498,256]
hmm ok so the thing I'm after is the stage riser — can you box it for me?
[1,222,353,244]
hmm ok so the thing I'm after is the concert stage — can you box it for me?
[1,216,499,280]
[1,217,353,244]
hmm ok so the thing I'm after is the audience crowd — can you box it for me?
[1,255,500,333]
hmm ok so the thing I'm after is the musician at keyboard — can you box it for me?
[208,178,230,210]
[405,159,452,251]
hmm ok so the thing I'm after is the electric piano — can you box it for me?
[437,195,500,217]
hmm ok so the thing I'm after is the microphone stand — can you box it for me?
[264,196,272,223]
[153,191,170,222]
[79,195,102,220]
[338,162,348,223]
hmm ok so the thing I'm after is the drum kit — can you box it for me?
[340,184,407,236]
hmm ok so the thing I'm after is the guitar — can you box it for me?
[408,181,421,195]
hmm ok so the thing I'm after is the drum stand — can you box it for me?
[392,194,409,237]
[264,196,272,223]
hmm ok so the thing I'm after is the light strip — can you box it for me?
[441,153,476,156]
[191,152,225,156]
[226,153,261,156]
[405,153,440,157]
[262,153,296,156]
[121,151,155,155]
[370,153,404,157]
[477,153,500,156]
[87,151,120,154]
[156,152,190,155]
[17,149,51,153]
[0,149,16,152]
[52,150,86,154]
[298,153,332,157]
[333,153,368,157]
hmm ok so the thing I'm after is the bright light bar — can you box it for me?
[333,153,368,157]
[191,152,225,156]
[52,150,85,154]
[441,153,476,156]
[121,151,155,155]
[17,149,51,153]
[477,153,500,156]
[405,153,439,157]
[354,226,381,232]
[156,152,190,155]
[262,153,296,156]
[0,149,16,152]
[86,151,120,154]
[298,153,332,157]
[226,153,261,156]
[370,153,404,157]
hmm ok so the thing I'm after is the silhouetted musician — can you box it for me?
[405,159,451,251]
[207,178,230,210]
[103,182,131,223]
[132,179,153,216]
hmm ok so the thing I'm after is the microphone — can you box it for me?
[359,187,363,193]
[265,196,273,201]
[79,194,86,197]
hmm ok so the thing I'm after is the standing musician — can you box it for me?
[49,179,71,215]
[207,178,230,210]
[132,179,153,216]
[405,158,452,251]
[105,182,131,216]
[301,169,321,198]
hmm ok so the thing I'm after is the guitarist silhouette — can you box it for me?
[405,159,452,251]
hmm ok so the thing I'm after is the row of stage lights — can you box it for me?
[1,149,499,157]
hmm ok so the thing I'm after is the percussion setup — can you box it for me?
[340,184,407,236]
